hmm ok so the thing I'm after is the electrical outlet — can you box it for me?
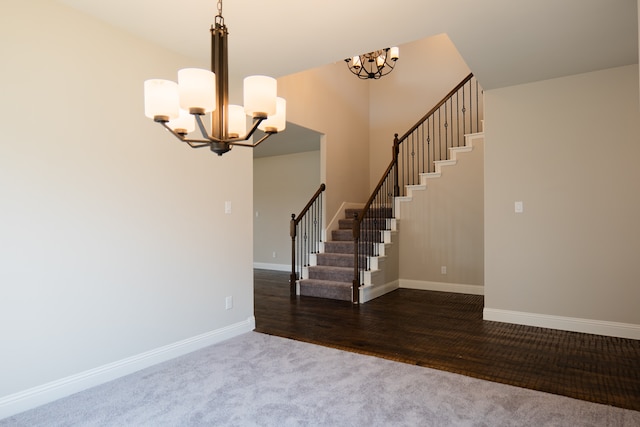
[515,201,523,213]
[272,251,277,258]
[225,296,233,310]
[441,266,447,275]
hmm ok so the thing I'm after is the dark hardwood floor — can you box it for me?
[253,269,640,412]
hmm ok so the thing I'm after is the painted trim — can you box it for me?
[360,280,399,303]
[400,279,484,295]
[483,308,640,340]
[0,317,256,420]
[253,262,289,272]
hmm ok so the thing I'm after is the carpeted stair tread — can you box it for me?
[323,241,376,254]
[299,278,352,301]
[332,229,384,242]
[338,218,355,229]
[344,208,363,219]
[316,253,356,268]
[299,205,394,302]
[324,241,355,254]
[344,207,393,219]
[308,265,352,282]
[332,229,353,241]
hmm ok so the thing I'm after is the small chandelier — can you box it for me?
[345,47,399,80]
[143,0,286,156]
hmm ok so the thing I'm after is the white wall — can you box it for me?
[0,0,254,413]
[484,64,640,338]
[254,151,321,269]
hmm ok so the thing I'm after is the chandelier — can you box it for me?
[143,1,286,156]
[345,47,399,80]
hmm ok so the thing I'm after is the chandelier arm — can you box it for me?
[204,115,268,145]
[192,114,271,145]
[194,114,215,141]
[241,116,267,141]
[185,141,214,148]
[251,132,276,147]
[230,131,274,148]
[158,122,212,147]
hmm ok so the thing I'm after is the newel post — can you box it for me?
[393,133,400,196]
[351,211,360,304]
[289,213,297,298]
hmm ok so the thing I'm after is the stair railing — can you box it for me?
[352,73,483,303]
[351,159,397,303]
[395,73,483,193]
[290,183,326,297]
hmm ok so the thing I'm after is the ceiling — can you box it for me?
[58,0,638,91]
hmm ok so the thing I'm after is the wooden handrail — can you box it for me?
[290,183,326,297]
[353,133,400,230]
[355,161,395,226]
[397,73,474,143]
[291,183,326,228]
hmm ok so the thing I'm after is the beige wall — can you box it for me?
[277,63,371,220]
[484,65,640,332]
[254,151,321,269]
[368,34,471,188]
[0,0,254,404]
[398,141,484,288]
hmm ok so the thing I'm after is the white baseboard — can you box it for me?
[360,280,399,303]
[483,308,640,340]
[253,262,289,272]
[400,279,484,295]
[0,317,256,420]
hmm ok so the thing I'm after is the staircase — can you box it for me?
[290,73,483,303]
[298,207,395,302]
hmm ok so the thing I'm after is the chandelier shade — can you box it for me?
[143,0,286,156]
[258,97,286,133]
[345,47,399,80]
[144,79,180,121]
[227,104,247,138]
[243,76,277,119]
[168,109,196,135]
[178,68,216,114]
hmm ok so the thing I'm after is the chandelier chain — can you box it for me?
[214,0,224,26]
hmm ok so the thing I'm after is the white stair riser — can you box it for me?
[404,131,483,196]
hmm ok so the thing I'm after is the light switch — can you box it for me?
[514,201,523,213]
[225,201,232,214]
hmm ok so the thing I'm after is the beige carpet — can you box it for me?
[2,332,639,426]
